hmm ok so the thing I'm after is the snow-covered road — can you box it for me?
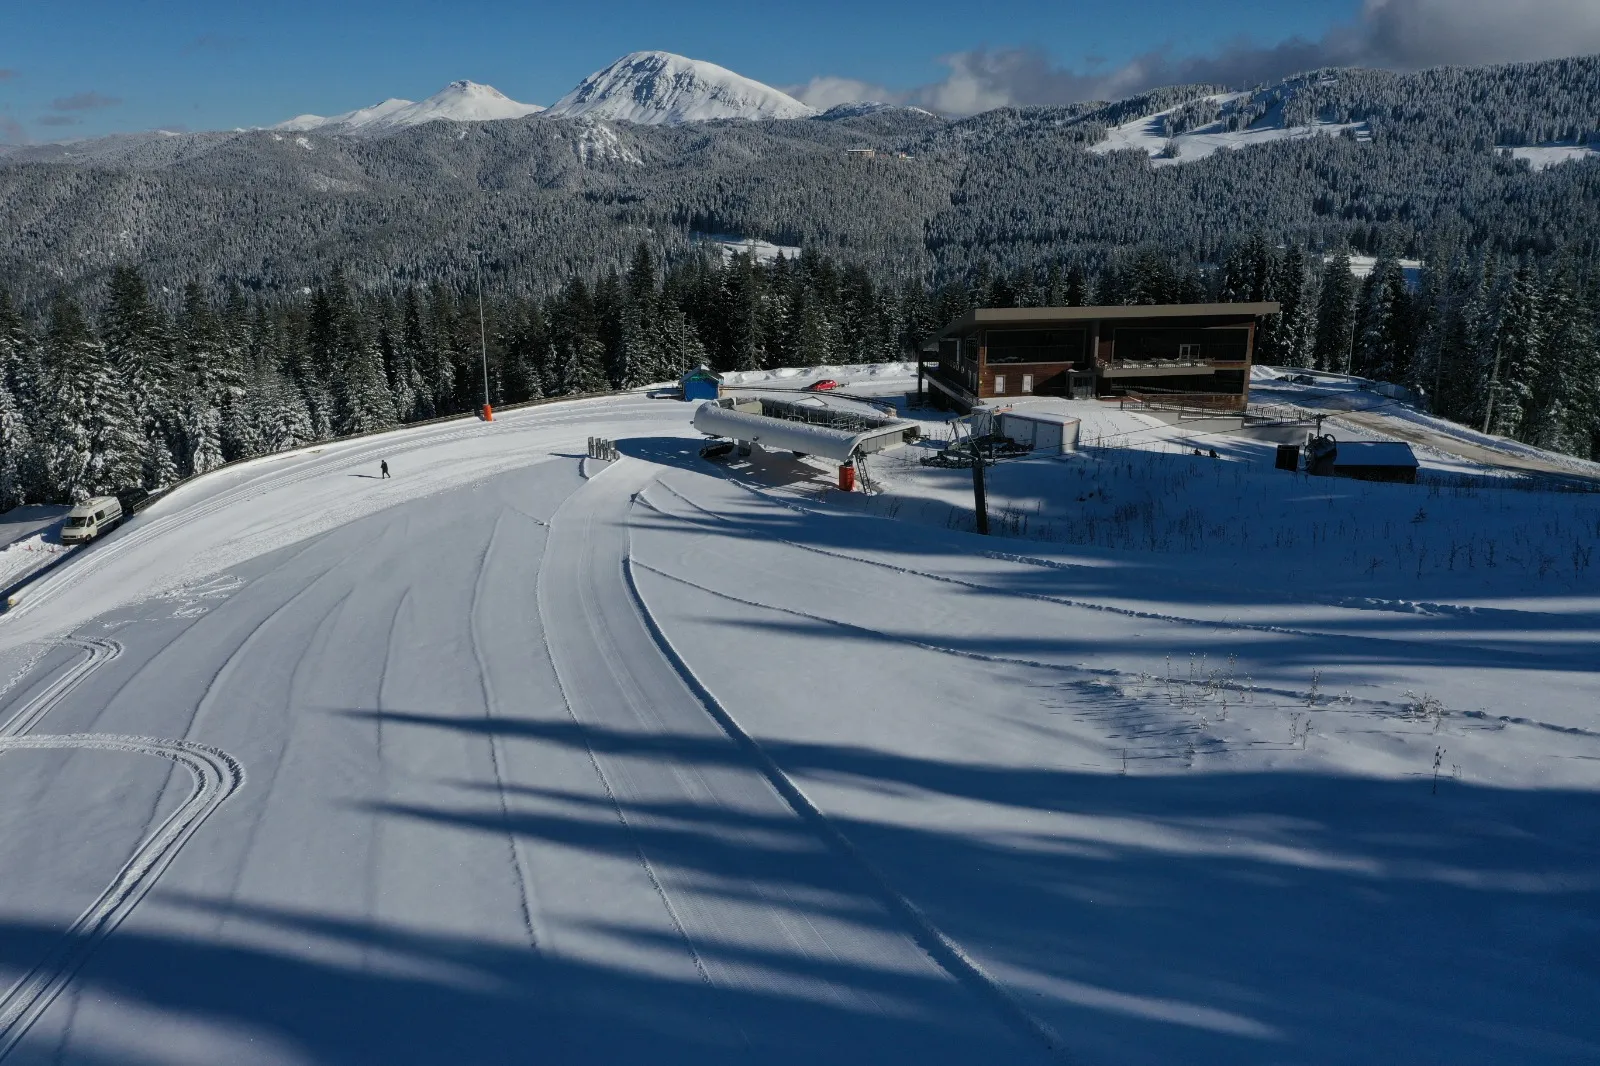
[0,395,1594,1064]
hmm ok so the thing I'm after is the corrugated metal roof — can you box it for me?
[692,402,912,463]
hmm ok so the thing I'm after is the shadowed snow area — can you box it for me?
[0,394,1594,1064]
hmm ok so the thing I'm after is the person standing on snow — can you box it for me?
[380,460,390,479]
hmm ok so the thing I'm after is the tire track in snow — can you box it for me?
[468,511,542,951]
[0,733,244,1061]
[620,503,1075,1063]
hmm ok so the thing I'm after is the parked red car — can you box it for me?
[805,379,840,391]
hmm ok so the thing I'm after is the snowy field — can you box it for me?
[0,386,1594,1064]
[1503,143,1600,171]
[1089,92,1367,167]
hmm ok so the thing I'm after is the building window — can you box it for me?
[1021,374,1034,393]
[985,328,1087,365]
[1112,327,1250,364]
[993,375,1006,394]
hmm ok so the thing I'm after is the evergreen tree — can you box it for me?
[1487,263,1543,438]
[720,254,766,373]
[102,266,179,489]
[618,243,659,387]
[0,380,31,511]
[39,297,141,500]
[1526,262,1592,452]
[1313,253,1357,372]
[548,277,608,395]
[1271,246,1315,368]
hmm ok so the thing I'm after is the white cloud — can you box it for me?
[804,0,1600,117]
[1360,0,1600,67]
[790,75,895,111]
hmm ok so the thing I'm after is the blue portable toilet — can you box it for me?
[681,366,721,402]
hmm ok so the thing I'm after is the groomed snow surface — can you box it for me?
[1089,92,1368,167]
[0,384,1595,1064]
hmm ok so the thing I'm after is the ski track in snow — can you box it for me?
[0,734,243,1060]
[0,394,1591,1063]
[0,632,244,1060]
[621,490,1073,1060]
[538,458,1055,1060]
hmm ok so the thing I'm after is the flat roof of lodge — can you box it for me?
[1331,440,1418,467]
[939,303,1281,338]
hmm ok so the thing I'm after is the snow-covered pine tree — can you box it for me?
[214,285,252,460]
[649,307,707,382]
[186,399,224,476]
[377,309,417,428]
[0,380,32,512]
[1487,263,1543,439]
[1272,246,1316,368]
[1526,262,1591,452]
[395,287,434,420]
[721,255,766,373]
[38,298,108,501]
[333,330,399,436]
[176,283,234,474]
[617,243,659,388]
[313,268,397,435]
[547,277,608,395]
[102,266,182,490]
[1313,253,1357,372]
[256,370,315,453]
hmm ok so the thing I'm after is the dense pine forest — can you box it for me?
[4,56,1600,306]
[1,234,1596,510]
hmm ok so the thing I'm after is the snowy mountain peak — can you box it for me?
[270,82,543,136]
[544,51,817,125]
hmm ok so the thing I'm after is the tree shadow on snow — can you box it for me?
[329,707,1600,1066]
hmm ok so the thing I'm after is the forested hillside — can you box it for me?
[0,52,1597,501]
[2,55,1599,306]
[1,234,1595,512]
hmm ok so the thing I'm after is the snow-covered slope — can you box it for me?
[545,51,817,125]
[1502,142,1600,171]
[0,389,1594,1064]
[1090,87,1367,167]
[816,101,937,120]
[272,81,543,136]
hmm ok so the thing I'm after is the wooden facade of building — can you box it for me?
[926,303,1280,412]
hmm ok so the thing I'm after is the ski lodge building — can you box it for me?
[926,303,1280,412]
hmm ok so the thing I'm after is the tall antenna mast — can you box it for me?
[475,250,492,421]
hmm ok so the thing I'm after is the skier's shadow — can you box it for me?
[347,474,384,480]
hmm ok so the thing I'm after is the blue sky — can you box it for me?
[2,0,1597,141]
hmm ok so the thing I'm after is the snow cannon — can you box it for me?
[1305,433,1338,477]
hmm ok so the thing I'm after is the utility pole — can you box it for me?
[475,250,493,421]
[971,433,990,535]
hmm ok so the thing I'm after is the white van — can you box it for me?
[60,496,124,544]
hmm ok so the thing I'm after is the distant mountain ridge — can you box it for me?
[272,81,545,135]
[3,53,1599,306]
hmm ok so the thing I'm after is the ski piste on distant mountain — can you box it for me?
[543,51,817,125]
[273,81,545,135]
